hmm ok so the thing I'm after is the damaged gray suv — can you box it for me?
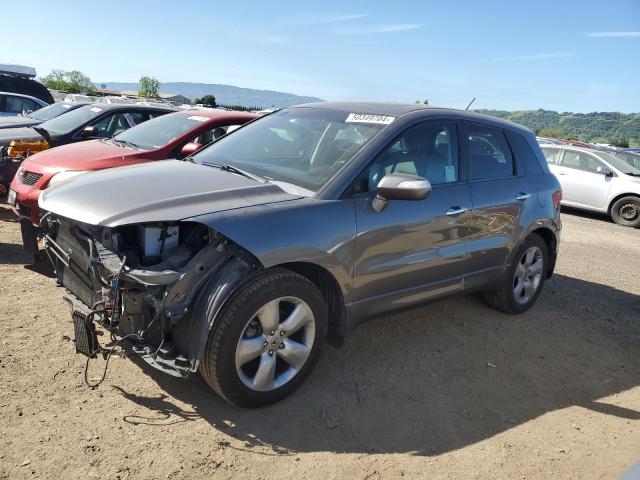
[38,102,561,406]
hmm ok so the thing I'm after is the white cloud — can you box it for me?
[587,31,640,37]
[264,34,288,44]
[494,52,575,62]
[335,23,422,35]
[287,14,368,25]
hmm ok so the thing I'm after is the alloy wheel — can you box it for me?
[513,246,544,305]
[235,296,316,392]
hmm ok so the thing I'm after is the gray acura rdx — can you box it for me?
[37,102,561,406]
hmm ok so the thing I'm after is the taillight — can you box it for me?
[552,188,562,209]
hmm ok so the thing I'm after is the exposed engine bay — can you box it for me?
[42,215,259,377]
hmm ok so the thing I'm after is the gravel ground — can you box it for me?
[0,202,639,480]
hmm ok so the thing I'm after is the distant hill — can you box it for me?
[476,109,640,145]
[98,82,322,108]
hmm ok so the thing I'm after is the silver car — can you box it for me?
[541,145,640,227]
[37,102,562,406]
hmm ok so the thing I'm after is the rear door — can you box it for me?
[464,123,531,286]
[556,150,612,209]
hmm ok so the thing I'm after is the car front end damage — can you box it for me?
[43,214,260,377]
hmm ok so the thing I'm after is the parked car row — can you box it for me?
[0,103,174,191]
[536,139,640,227]
[2,101,562,407]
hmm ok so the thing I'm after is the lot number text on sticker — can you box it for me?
[345,113,395,125]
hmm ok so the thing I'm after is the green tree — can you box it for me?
[611,138,629,148]
[194,95,217,107]
[41,69,95,94]
[537,126,567,139]
[138,76,160,99]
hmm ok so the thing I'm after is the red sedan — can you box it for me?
[9,109,258,226]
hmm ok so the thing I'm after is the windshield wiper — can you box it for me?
[625,172,640,177]
[32,126,52,143]
[205,163,267,183]
[111,138,142,149]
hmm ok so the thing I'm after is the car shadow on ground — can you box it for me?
[117,274,640,457]
[561,206,615,224]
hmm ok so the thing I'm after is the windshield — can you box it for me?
[613,151,640,170]
[193,108,387,191]
[38,105,106,135]
[28,103,76,122]
[114,112,208,149]
[599,151,640,175]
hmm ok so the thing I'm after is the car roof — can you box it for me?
[175,108,258,120]
[84,103,175,112]
[0,90,47,104]
[291,101,533,135]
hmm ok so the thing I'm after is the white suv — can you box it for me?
[542,145,640,227]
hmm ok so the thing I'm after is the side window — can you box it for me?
[507,131,543,175]
[541,147,561,164]
[123,111,148,127]
[561,151,603,173]
[192,125,230,145]
[357,121,459,193]
[6,96,38,114]
[90,113,129,137]
[468,125,514,180]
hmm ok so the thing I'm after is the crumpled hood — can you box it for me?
[0,127,42,146]
[0,116,39,130]
[27,139,143,171]
[39,160,301,227]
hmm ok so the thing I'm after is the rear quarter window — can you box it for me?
[506,131,543,175]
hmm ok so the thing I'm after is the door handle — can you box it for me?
[446,206,468,216]
[516,193,531,201]
[558,171,568,175]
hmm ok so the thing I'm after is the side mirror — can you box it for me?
[372,173,432,212]
[180,142,203,157]
[596,165,613,176]
[81,126,98,138]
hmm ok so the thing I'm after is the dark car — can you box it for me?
[0,103,173,188]
[0,101,88,129]
[0,68,54,104]
[37,102,561,407]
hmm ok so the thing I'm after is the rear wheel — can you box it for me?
[199,269,327,407]
[610,196,640,227]
[484,234,548,314]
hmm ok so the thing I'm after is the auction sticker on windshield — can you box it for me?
[187,116,209,122]
[90,107,103,113]
[345,113,395,125]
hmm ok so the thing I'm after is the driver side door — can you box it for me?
[352,120,472,318]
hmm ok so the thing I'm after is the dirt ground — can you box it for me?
[0,201,638,480]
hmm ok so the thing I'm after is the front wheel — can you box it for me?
[199,269,328,407]
[610,196,640,228]
[484,234,548,314]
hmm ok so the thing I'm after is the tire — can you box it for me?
[198,268,328,407]
[484,233,548,314]
[610,196,640,228]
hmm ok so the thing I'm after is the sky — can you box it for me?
[2,0,640,112]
